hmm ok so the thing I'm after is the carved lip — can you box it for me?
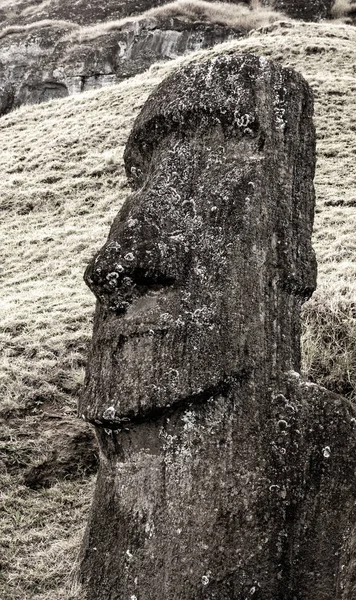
[85,369,251,431]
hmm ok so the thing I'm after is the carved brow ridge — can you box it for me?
[125,110,263,188]
[87,368,251,431]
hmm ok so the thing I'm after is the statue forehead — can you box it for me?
[124,52,311,190]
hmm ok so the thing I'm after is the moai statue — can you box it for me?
[78,53,356,599]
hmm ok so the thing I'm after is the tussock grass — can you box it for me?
[1,20,355,598]
[0,474,93,599]
[0,0,23,7]
[144,0,287,28]
[302,291,356,397]
[331,0,354,18]
[67,0,288,43]
[0,18,77,40]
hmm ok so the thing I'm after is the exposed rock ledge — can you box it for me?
[1,0,353,28]
[0,18,241,116]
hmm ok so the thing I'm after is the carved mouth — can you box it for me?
[112,326,170,349]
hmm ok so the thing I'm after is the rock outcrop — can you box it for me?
[2,0,355,116]
[1,0,351,27]
[0,18,240,115]
[78,52,356,599]
[0,0,182,27]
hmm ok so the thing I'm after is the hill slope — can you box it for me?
[0,2,287,116]
[0,20,355,599]
[1,0,354,26]
[0,0,355,117]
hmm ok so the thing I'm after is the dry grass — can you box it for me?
[1,19,355,598]
[0,474,93,599]
[67,0,288,43]
[0,0,24,7]
[144,0,287,28]
[0,70,167,599]
[0,19,77,40]
[0,84,150,418]
[331,0,354,18]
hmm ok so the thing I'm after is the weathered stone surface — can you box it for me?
[3,0,354,116]
[0,19,240,115]
[1,0,345,27]
[0,0,179,27]
[78,53,356,599]
[82,52,316,421]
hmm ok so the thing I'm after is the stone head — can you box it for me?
[80,53,316,427]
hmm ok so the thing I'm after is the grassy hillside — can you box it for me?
[0,20,355,599]
[66,0,288,42]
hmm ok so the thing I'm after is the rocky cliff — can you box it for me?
[1,0,355,116]
[0,17,244,116]
[1,0,353,26]
[0,0,194,26]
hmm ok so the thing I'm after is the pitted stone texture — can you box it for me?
[0,19,240,116]
[82,53,316,424]
[78,53,356,599]
[79,375,356,599]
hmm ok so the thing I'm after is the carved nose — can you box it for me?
[85,248,136,292]
[84,242,175,314]
[84,244,136,313]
